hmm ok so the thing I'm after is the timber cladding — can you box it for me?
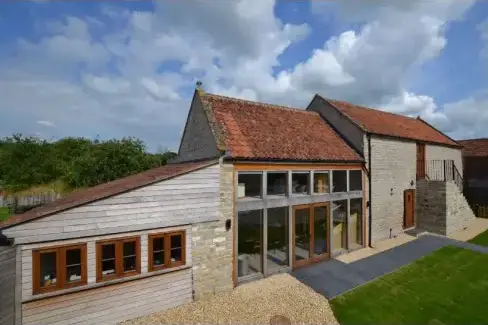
[0,247,16,325]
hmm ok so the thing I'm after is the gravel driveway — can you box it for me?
[121,273,338,325]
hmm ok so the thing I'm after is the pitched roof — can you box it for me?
[0,160,218,229]
[200,93,362,162]
[321,96,460,147]
[458,138,488,157]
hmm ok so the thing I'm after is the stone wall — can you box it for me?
[191,161,234,300]
[0,246,16,325]
[416,180,447,235]
[445,182,476,235]
[368,136,417,242]
[416,179,476,236]
[177,92,221,162]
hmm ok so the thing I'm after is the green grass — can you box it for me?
[0,207,11,221]
[330,246,488,325]
[468,229,488,247]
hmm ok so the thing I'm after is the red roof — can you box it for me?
[458,138,488,157]
[323,97,460,147]
[200,93,362,162]
[0,160,218,229]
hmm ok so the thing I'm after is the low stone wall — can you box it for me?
[191,161,234,300]
[416,180,476,236]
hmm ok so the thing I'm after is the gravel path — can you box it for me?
[121,273,338,325]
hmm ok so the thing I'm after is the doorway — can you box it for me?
[292,203,330,268]
[404,189,415,229]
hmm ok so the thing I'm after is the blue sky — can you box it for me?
[0,0,487,151]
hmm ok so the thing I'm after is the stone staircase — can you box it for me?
[415,160,476,236]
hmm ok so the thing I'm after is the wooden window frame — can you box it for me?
[32,243,87,295]
[148,231,186,272]
[96,236,141,283]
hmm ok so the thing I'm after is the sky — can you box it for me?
[0,0,487,152]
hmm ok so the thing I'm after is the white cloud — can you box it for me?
[0,0,484,150]
[36,120,56,127]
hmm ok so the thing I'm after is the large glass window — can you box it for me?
[238,173,262,199]
[349,170,362,191]
[313,206,328,256]
[33,244,87,294]
[294,208,310,261]
[267,207,289,273]
[332,171,347,193]
[314,172,330,194]
[332,200,347,252]
[349,199,363,249]
[267,172,287,196]
[292,172,310,195]
[238,210,263,278]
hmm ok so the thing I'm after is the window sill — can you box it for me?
[25,264,192,303]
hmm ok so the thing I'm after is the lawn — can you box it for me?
[330,246,488,325]
[468,229,488,246]
[0,207,10,221]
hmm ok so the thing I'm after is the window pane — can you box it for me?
[102,260,116,276]
[267,207,289,274]
[332,171,347,193]
[40,252,57,287]
[292,172,309,194]
[267,172,287,196]
[237,210,263,278]
[350,198,363,249]
[349,170,362,191]
[66,248,81,266]
[153,237,163,252]
[314,207,328,255]
[314,172,329,194]
[153,251,164,267]
[294,208,310,261]
[170,248,182,263]
[123,241,136,257]
[171,235,182,248]
[66,265,82,283]
[332,200,348,252]
[123,256,137,272]
[102,244,115,260]
[238,173,262,198]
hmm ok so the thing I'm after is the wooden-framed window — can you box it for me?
[32,244,87,295]
[96,236,141,282]
[148,231,186,272]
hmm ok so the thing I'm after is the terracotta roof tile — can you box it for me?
[200,93,362,162]
[324,97,460,147]
[0,160,218,229]
[458,138,488,157]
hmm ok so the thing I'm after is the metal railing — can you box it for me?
[426,159,463,192]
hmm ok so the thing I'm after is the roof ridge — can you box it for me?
[203,92,315,114]
[458,137,488,142]
[325,97,420,121]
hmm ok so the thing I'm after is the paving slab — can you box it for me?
[292,234,488,299]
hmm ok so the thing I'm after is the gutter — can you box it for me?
[367,133,373,248]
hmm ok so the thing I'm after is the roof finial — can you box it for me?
[196,80,204,94]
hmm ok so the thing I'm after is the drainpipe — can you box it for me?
[367,134,373,248]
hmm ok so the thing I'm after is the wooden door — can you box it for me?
[404,189,415,228]
[292,203,329,268]
[416,143,426,179]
